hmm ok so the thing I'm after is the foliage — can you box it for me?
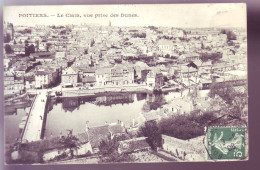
[200,52,222,64]
[25,44,35,56]
[17,29,32,34]
[148,26,158,30]
[131,32,146,38]
[98,135,119,156]
[220,29,237,41]
[59,132,79,158]
[159,113,216,140]
[98,134,134,163]
[187,61,198,69]
[138,120,162,151]
[4,33,11,43]
[209,84,248,118]
[46,43,51,52]
[5,44,13,54]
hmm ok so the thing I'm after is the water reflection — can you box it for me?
[5,92,172,142]
[44,92,168,139]
[143,93,167,112]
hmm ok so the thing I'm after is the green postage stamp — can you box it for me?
[206,126,247,160]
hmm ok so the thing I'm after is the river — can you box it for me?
[5,90,209,143]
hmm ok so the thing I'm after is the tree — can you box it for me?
[118,28,122,35]
[159,113,216,140]
[46,43,51,52]
[226,31,237,41]
[28,44,35,54]
[138,120,162,151]
[220,29,236,41]
[25,43,35,56]
[201,42,205,50]
[98,135,133,163]
[200,52,222,80]
[209,84,248,119]
[5,44,13,54]
[59,131,79,158]
[4,33,11,43]
[98,135,119,156]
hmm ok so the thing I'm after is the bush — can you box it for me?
[159,113,216,140]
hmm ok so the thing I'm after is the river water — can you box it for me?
[44,92,163,139]
[5,108,28,144]
[5,90,210,143]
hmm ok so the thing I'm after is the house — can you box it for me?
[146,70,156,87]
[162,135,205,161]
[4,58,11,71]
[14,77,25,92]
[180,53,200,63]
[4,72,15,90]
[19,133,92,163]
[110,65,134,86]
[77,67,96,86]
[31,52,55,62]
[35,70,52,88]
[158,39,174,55]
[25,76,35,89]
[118,137,150,154]
[95,67,112,86]
[13,44,25,55]
[82,76,96,87]
[145,70,164,88]
[55,52,66,59]
[178,65,198,79]
[35,56,55,63]
[170,98,194,114]
[13,65,27,76]
[61,67,78,87]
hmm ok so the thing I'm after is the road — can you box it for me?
[22,91,47,143]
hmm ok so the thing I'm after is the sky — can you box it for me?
[4,3,247,28]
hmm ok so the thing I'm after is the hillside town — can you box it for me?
[4,21,248,164]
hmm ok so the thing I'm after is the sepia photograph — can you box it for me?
[3,3,248,164]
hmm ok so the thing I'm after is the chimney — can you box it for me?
[132,119,135,127]
[105,121,108,125]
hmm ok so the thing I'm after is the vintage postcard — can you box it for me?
[3,3,248,164]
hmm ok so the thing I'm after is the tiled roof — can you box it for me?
[76,132,89,144]
[63,67,77,75]
[21,136,65,152]
[88,125,110,148]
[118,137,150,153]
[36,71,49,76]
[95,67,112,75]
[108,124,125,134]
[162,134,204,154]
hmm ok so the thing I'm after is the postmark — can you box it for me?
[206,126,247,160]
